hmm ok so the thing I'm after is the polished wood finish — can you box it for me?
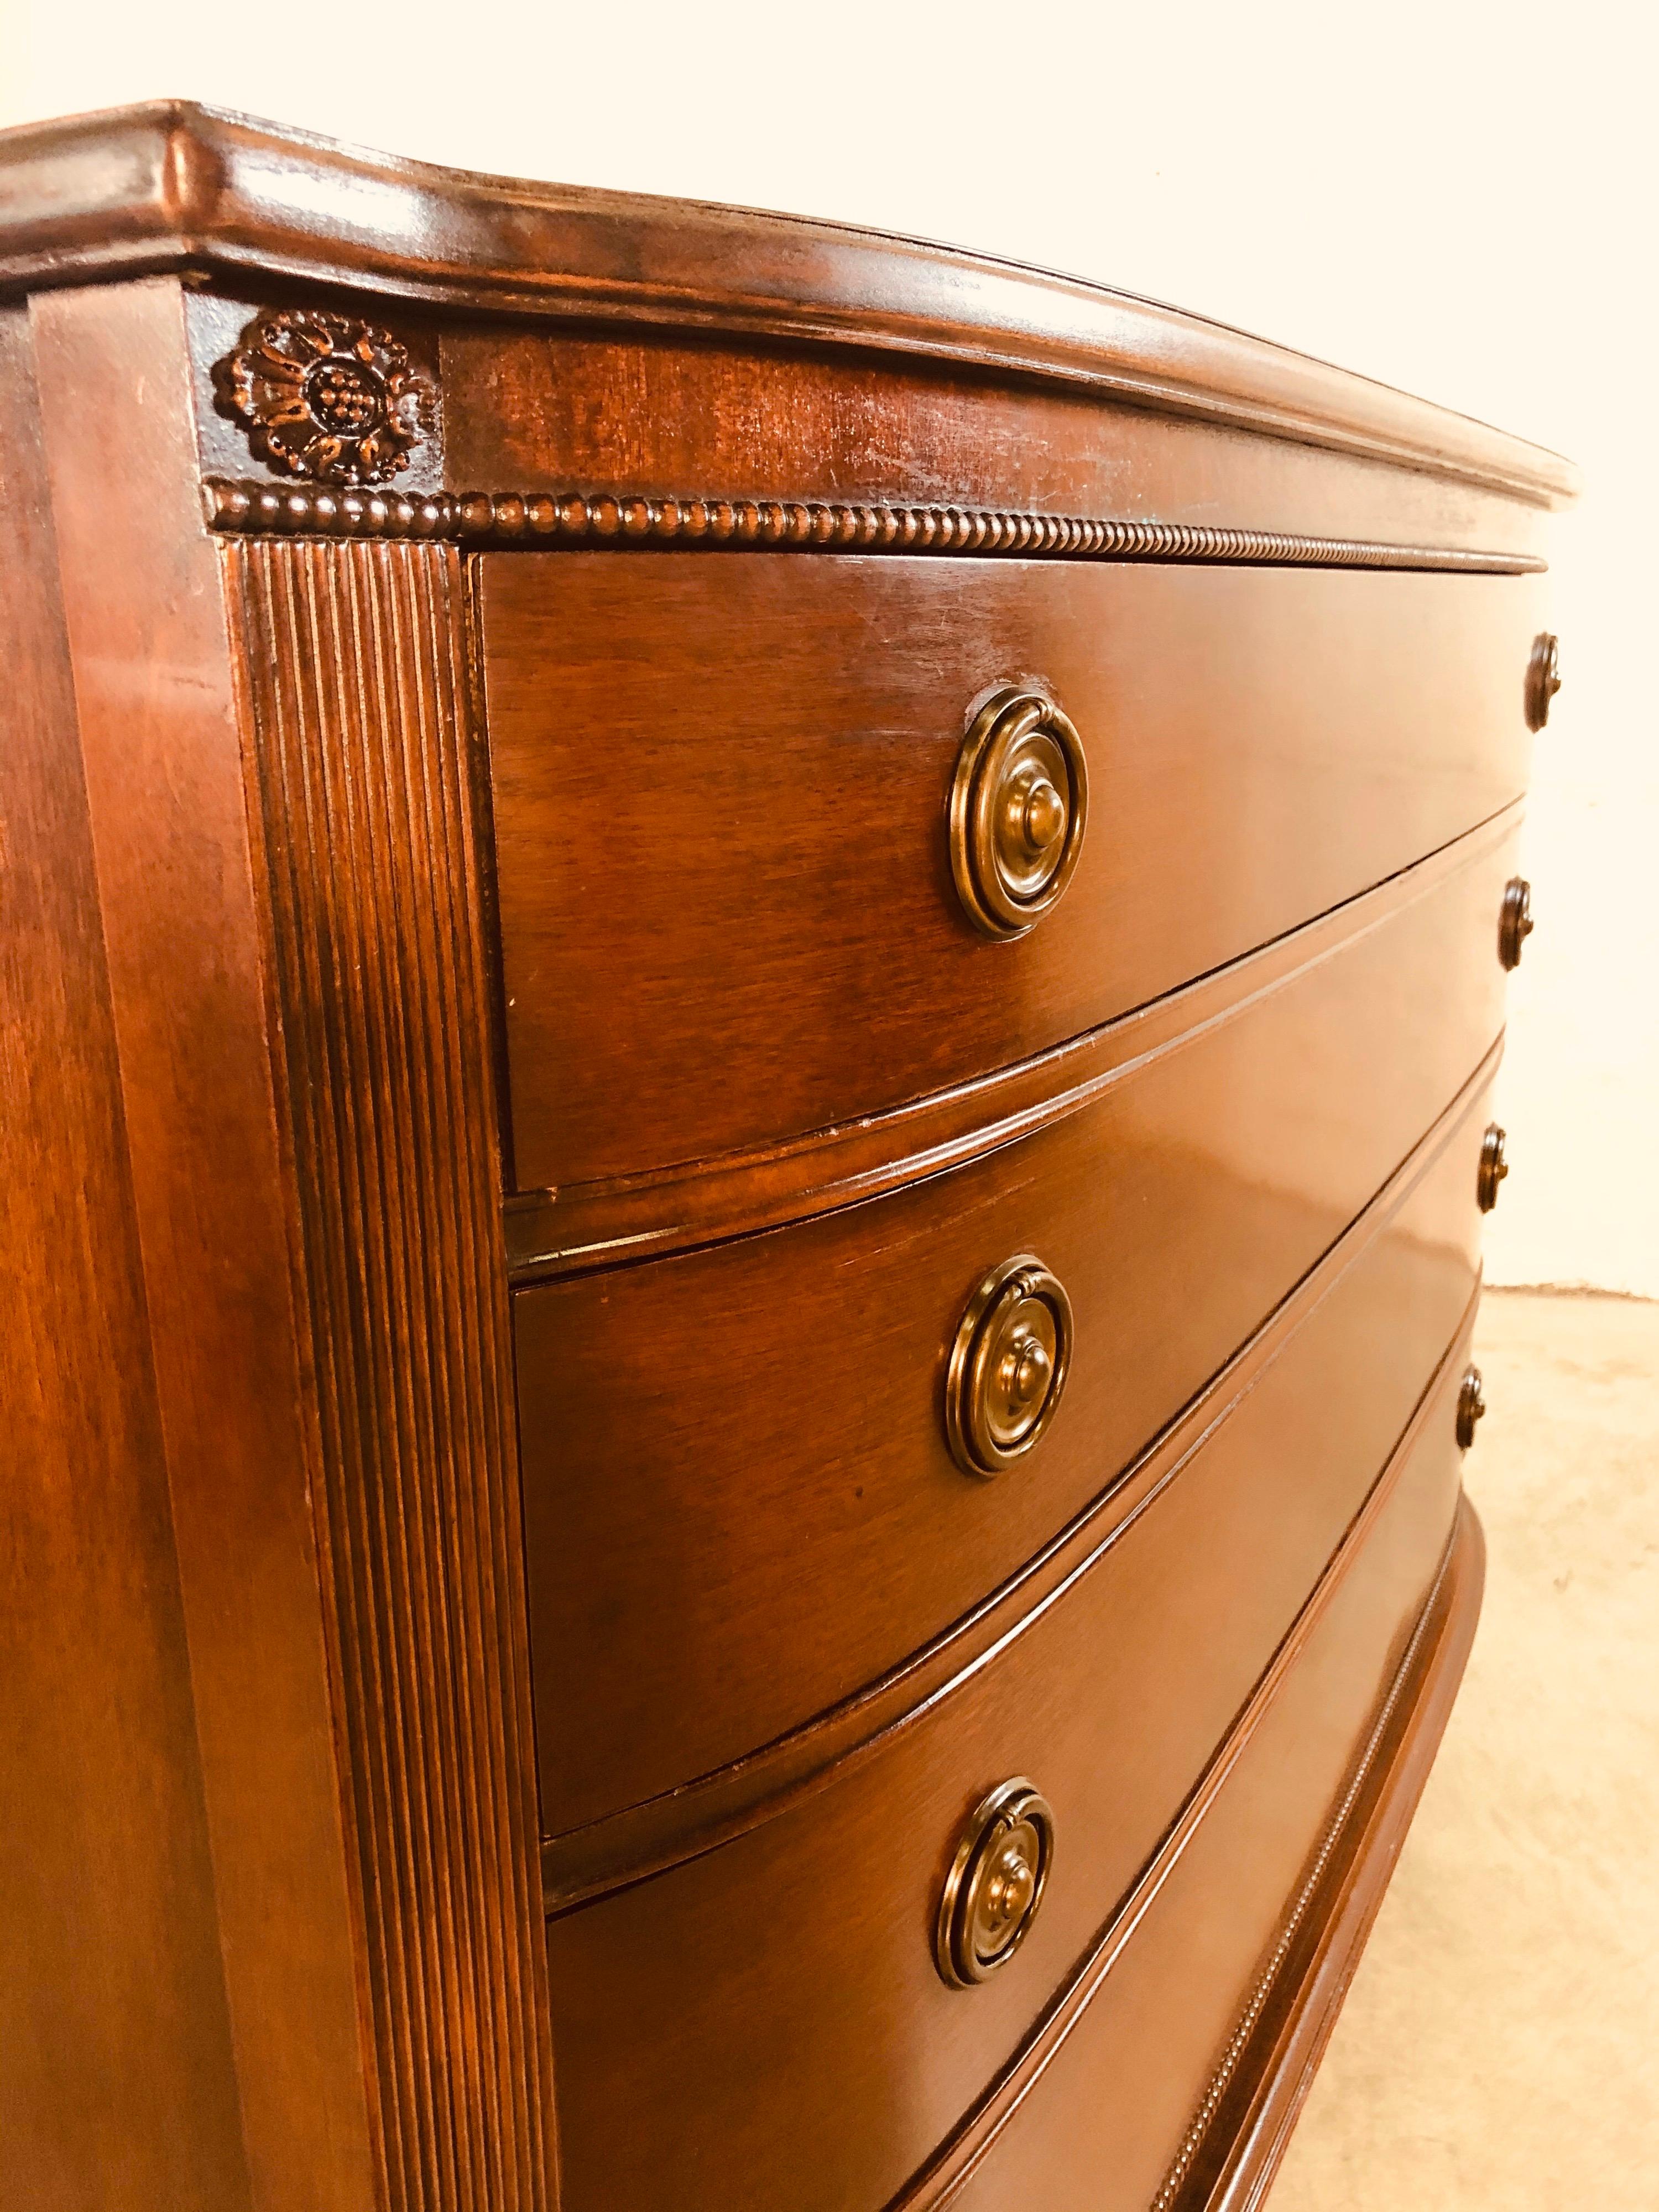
[935,1416,1483,2212]
[227,535,555,2210]
[199,469,1549,571]
[484,556,1540,1189]
[0,296,251,2212]
[517,829,1512,1832]
[0,102,1566,2212]
[536,1056,1497,1910]
[28,276,377,2212]
[0,103,1575,510]
[500,820,1510,1280]
[8,266,551,2212]
[542,1252,1478,2212]
[1163,1503,1485,2212]
[441,324,1559,557]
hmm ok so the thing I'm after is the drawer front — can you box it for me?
[542,1203,1478,2212]
[517,833,1510,1830]
[943,1368,1477,2212]
[482,554,1542,1188]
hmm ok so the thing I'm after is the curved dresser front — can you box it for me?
[0,103,1573,2212]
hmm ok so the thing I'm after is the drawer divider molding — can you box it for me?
[888,1372,1483,2212]
[539,1048,1497,1912]
[506,805,1522,1281]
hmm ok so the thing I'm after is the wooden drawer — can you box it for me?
[542,1198,1478,2212]
[517,827,1511,1831]
[482,554,1542,1190]
[937,1380,1479,2212]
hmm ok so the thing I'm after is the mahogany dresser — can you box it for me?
[0,102,1575,2212]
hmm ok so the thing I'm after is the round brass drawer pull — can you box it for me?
[936,1777,1056,1988]
[946,1254,1073,1477]
[1525,632,1562,731]
[1457,1366,1487,1451]
[1499,875,1533,971]
[950,686,1088,938]
[1478,1123,1509,1212]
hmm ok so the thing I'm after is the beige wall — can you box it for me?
[7,0,1651,1290]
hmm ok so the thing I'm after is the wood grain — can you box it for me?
[542,1248,1478,2212]
[483,554,1542,1191]
[504,814,1516,1281]
[538,1055,1499,1908]
[0,295,252,2212]
[517,826,1515,1835]
[0,105,1578,510]
[1151,1518,1485,2212]
[229,534,555,2212]
[442,328,1554,557]
[0,107,1568,2210]
[30,275,377,2212]
[927,1381,1480,2212]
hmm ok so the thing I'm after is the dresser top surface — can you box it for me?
[0,100,1575,506]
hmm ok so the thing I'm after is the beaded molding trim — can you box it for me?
[202,478,1545,572]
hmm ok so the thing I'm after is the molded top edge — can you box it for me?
[0,100,1578,505]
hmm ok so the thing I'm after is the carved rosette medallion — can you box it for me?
[219,310,431,484]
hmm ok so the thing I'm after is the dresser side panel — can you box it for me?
[30,276,380,2212]
[0,294,252,2212]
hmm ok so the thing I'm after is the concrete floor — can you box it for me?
[1269,1290,1659,2208]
